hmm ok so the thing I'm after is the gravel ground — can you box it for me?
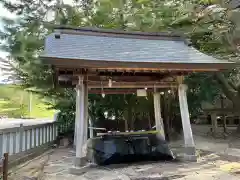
[39,147,240,180]
[8,127,240,180]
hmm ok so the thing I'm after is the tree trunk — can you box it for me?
[124,118,128,131]
[164,94,171,141]
[128,106,133,130]
[236,119,240,133]
[214,73,240,133]
[223,114,227,133]
[147,112,152,130]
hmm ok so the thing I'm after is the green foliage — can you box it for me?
[1,0,240,131]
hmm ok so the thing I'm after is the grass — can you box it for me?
[0,84,55,118]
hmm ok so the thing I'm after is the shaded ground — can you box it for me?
[191,124,240,152]
[40,147,240,180]
[8,125,240,180]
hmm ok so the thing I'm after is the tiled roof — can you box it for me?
[42,28,232,65]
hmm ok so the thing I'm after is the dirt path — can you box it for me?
[8,150,53,180]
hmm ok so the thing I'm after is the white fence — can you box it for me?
[0,122,58,157]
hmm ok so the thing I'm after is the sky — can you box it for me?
[0,3,16,58]
[0,0,75,57]
[0,2,16,82]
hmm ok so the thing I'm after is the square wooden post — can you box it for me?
[153,92,165,140]
[178,84,196,161]
[74,80,89,147]
[75,76,86,167]
[84,84,88,143]
[211,113,218,136]
[89,117,94,138]
[74,85,80,147]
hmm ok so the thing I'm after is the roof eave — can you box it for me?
[40,55,235,72]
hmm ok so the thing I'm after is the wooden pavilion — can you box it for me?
[41,27,234,166]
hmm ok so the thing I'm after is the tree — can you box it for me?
[170,0,240,133]
[1,0,238,134]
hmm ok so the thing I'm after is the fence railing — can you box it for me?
[0,122,58,158]
[0,113,74,180]
[0,153,8,180]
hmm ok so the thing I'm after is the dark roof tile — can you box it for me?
[42,31,231,65]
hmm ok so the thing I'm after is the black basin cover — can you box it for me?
[86,132,175,165]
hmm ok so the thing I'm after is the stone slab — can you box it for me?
[69,164,96,175]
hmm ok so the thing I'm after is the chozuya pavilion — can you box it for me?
[41,26,234,166]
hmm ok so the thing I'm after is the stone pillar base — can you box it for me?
[183,146,197,162]
[74,157,87,167]
[183,154,197,162]
[69,164,96,175]
[69,157,96,175]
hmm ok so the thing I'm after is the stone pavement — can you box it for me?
[40,147,240,180]
[8,150,52,180]
[194,135,240,158]
[8,133,240,180]
[171,136,240,158]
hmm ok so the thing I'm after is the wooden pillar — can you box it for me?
[223,115,227,133]
[89,117,94,138]
[74,81,88,146]
[211,113,218,136]
[220,96,227,133]
[178,84,196,161]
[124,119,129,131]
[75,76,86,167]
[74,85,80,147]
[84,84,88,143]
[153,92,165,140]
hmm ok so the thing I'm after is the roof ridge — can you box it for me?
[55,26,183,38]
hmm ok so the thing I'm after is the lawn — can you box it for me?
[0,84,55,118]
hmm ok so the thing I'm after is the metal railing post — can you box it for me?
[19,124,24,152]
[38,128,41,146]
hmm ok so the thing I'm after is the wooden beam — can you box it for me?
[87,76,168,82]
[58,74,176,83]
[89,89,156,94]
[58,69,179,77]
[87,82,178,89]
[58,80,177,88]
[44,57,229,71]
